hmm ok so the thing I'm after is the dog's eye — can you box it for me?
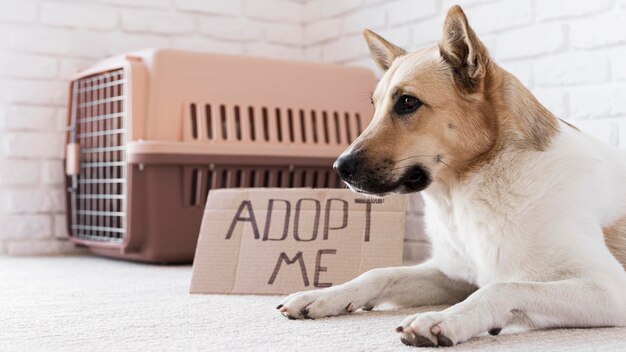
[394,95,421,115]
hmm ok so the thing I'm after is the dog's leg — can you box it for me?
[398,277,626,347]
[277,261,476,320]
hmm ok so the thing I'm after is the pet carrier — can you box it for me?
[64,49,376,263]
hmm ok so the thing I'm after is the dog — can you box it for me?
[276,5,626,347]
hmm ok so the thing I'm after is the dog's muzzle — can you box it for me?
[333,153,431,195]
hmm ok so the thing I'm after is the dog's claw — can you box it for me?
[414,335,436,347]
[276,304,283,310]
[489,328,502,336]
[345,303,354,313]
[401,332,436,347]
[395,326,404,333]
[400,337,413,346]
[437,334,454,347]
[362,305,374,311]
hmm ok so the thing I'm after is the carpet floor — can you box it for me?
[1,256,624,351]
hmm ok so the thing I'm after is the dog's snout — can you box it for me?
[334,154,359,181]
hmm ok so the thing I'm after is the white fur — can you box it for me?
[278,121,626,346]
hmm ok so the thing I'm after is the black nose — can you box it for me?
[333,154,359,181]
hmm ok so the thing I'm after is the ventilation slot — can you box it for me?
[205,104,213,140]
[219,105,228,140]
[248,169,257,187]
[221,169,229,188]
[189,168,203,206]
[287,109,295,142]
[248,106,256,141]
[205,169,213,200]
[344,112,353,143]
[190,103,198,139]
[234,106,242,141]
[311,110,318,143]
[275,108,283,142]
[300,170,308,187]
[262,107,270,142]
[299,109,307,143]
[333,112,342,144]
[322,111,330,144]
[322,170,330,188]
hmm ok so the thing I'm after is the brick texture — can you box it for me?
[2,0,626,259]
[41,2,118,30]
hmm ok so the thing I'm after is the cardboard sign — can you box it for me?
[190,188,406,295]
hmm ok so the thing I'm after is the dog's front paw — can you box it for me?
[276,287,371,320]
[397,302,509,347]
[396,311,465,348]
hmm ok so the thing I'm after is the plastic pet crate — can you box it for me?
[64,49,376,263]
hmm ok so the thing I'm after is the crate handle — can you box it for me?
[66,143,80,176]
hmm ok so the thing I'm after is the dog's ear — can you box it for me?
[439,5,489,92]
[363,29,407,71]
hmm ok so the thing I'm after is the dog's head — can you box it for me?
[334,6,498,196]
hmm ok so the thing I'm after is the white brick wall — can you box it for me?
[0,0,306,256]
[2,0,626,259]
[303,0,626,261]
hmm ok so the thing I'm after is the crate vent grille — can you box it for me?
[187,103,363,145]
[186,166,343,207]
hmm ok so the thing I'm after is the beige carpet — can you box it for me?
[1,256,624,352]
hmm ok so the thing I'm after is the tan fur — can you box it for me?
[438,5,488,93]
[458,66,560,178]
[355,6,559,187]
[604,216,626,268]
[363,29,407,71]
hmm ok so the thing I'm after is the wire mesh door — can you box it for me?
[68,69,127,243]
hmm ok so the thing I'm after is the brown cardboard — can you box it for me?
[190,188,406,295]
